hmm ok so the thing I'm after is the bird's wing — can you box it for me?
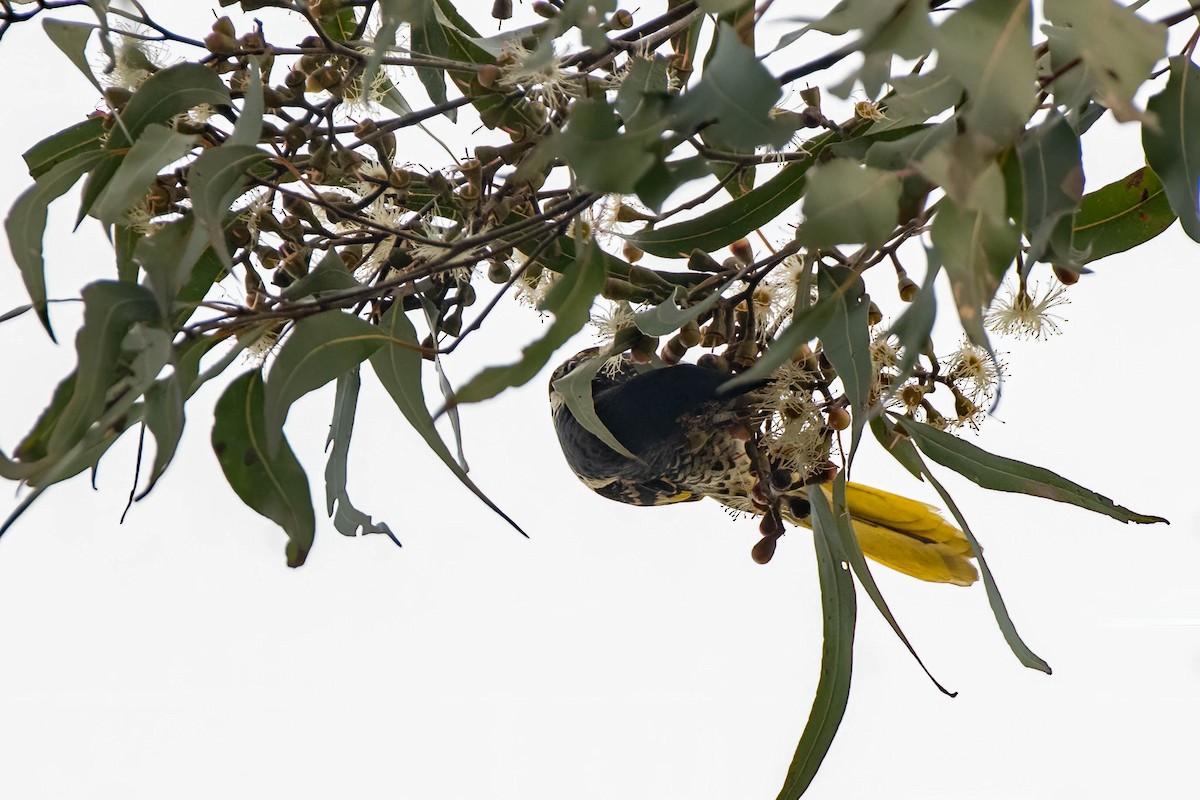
[784,483,978,585]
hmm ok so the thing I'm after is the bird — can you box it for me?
[548,347,978,586]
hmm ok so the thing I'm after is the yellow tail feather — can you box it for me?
[790,483,978,586]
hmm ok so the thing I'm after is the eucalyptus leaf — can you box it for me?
[797,161,902,249]
[1072,167,1175,263]
[935,0,1035,147]
[187,144,269,267]
[42,19,102,91]
[22,117,106,179]
[46,281,162,458]
[1042,0,1165,122]
[91,124,196,225]
[672,23,795,151]
[929,165,1019,347]
[893,416,1168,524]
[632,280,732,337]
[368,303,526,535]
[870,415,1051,672]
[5,149,109,340]
[776,488,856,800]
[550,327,643,461]
[263,310,388,455]
[105,63,231,151]
[325,369,397,540]
[1142,57,1200,242]
[820,476,954,695]
[212,371,316,567]
[552,98,658,194]
[1017,113,1083,264]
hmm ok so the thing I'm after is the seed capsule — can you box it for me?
[1052,265,1080,285]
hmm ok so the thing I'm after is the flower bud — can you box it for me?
[751,535,778,565]
[608,9,634,29]
[730,238,754,266]
[1052,265,1080,285]
[488,260,512,283]
[826,406,851,431]
[759,512,784,537]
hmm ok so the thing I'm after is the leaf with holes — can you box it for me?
[1072,167,1176,262]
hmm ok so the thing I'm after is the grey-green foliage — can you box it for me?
[0,2,1184,797]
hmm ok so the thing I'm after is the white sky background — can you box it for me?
[0,2,1197,798]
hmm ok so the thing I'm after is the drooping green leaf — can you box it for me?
[46,281,162,458]
[929,164,1019,346]
[872,418,1052,672]
[364,0,428,115]
[697,0,749,12]
[368,303,526,535]
[452,241,607,405]
[407,0,451,114]
[22,117,106,179]
[42,19,102,91]
[776,488,856,800]
[923,466,1051,673]
[1142,57,1200,242]
[11,373,78,465]
[187,144,269,267]
[797,161,902,249]
[141,366,185,495]
[1072,167,1176,263]
[1017,112,1083,264]
[552,98,659,193]
[114,224,140,283]
[815,266,872,451]
[228,56,264,148]
[633,155,716,213]
[820,475,953,694]
[5,149,108,340]
[672,23,796,151]
[262,310,387,455]
[935,0,1035,147]
[893,416,1168,524]
[91,124,196,225]
[83,0,115,67]
[1042,0,1165,122]
[325,368,397,541]
[212,371,316,568]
